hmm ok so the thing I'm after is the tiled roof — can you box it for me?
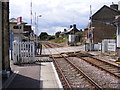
[9,18,27,24]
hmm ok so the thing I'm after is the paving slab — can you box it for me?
[40,62,62,88]
[7,64,41,89]
[3,59,62,89]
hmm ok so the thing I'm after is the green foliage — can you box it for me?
[51,36,66,43]
[55,31,61,38]
[48,35,55,40]
[39,32,49,40]
[75,31,83,42]
[112,34,116,39]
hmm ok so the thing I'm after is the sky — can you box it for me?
[9,0,119,35]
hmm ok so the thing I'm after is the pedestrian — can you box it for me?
[37,42,42,55]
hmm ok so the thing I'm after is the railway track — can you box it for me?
[53,55,103,89]
[43,42,120,79]
[42,41,63,48]
[43,41,120,88]
[43,42,103,89]
[71,52,120,79]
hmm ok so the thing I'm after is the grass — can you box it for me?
[51,37,66,43]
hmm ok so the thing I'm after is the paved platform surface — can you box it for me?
[6,63,41,89]
[40,62,62,88]
[3,61,62,89]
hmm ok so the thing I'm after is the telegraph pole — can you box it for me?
[88,5,93,51]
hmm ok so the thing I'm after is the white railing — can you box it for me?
[102,39,116,52]
[13,41,35,64]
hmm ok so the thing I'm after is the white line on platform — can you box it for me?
[51,62,63,89]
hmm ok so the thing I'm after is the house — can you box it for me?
[88,3,120,44]
[60,24,80,36]
[9,18,32,41]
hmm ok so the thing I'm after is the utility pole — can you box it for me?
[88,5,93,51]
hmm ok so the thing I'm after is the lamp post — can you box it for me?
[35,13,42,42]
[37,15,42,41]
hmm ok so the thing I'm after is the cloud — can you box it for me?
[10,0,119,35]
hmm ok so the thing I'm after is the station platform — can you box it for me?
[3,61,62,89]
[40,62,62,88]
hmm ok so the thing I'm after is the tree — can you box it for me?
[48,35,55,40]
[55,31,61,38]
[39,32,49,40]
[75,31,83,42]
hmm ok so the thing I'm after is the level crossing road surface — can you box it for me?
[42,45,85,55]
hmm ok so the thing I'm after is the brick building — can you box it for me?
[91,3,120,43]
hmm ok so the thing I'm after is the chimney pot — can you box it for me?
[110,4,118,10]
[70,25,72,28]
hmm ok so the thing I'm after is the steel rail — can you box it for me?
[76,53,120,79]
[44,43,103,89]
[43,43,72,89]
[43,44,103,90]
[52,57,72,89]
[61,54,103,90]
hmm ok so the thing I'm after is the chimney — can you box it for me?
[110,2,118,10]
[73,24,76,29]
[64,29,67,31]
[70,25,72,28]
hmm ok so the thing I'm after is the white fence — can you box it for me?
[94,43,101,51]
[102,39,116,52]
[13,41,35,64]
[85,39,116,52]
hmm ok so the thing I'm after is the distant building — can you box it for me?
[10,18,32,41]
[88,3,120,44]
[60,24,80,36]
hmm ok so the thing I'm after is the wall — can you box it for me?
[10,23,26,41]
[10,23,24,34]
[93,22,116,43]
[0,1,2,89]
[92,6,118,43]
[2,1,10,71]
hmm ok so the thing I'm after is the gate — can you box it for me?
[13,41,35,64]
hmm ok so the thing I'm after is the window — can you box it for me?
[13,26,22,29]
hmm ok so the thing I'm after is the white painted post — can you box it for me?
[0,1,2,90]
[115,15,120,62]
[0,1,2,89]
[117,25,120,59]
